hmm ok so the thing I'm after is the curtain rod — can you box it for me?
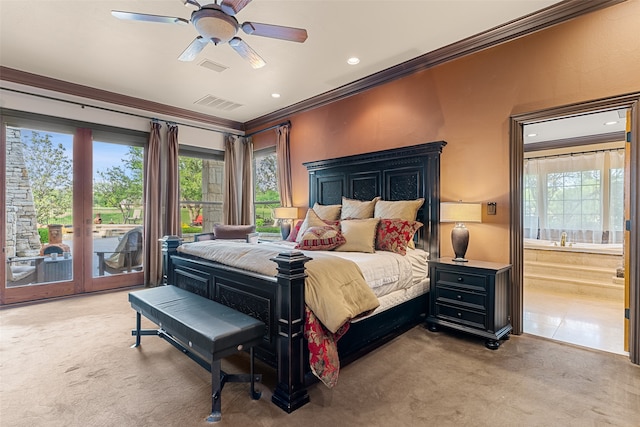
[525,147,625,160]
[1,86,241,136]
[245,120,290,138]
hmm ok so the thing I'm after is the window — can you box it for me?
[524,149,625,243]
[253,148,280,239]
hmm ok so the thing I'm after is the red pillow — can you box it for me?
[375,219,423,255]
[286,220,304,242]
[295,226,346,251]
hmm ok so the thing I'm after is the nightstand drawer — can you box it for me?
[437,270,487,291]
[435,303,486,330]
[435,286,486,309]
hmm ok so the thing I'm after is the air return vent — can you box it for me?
[198,59,228,73]
[195,95,243,111]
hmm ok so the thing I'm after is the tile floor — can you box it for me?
[524,286,627,355]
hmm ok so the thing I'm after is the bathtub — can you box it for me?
[524,238,623,300]
[524,238,623,255]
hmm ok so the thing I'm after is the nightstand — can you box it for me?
[427,257,512,349]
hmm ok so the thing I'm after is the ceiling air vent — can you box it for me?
[198,59,228,73]
[195,94,243,111]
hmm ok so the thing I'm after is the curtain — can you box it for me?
[524,149,625,244]
[276,124,293,207]
[165,124,180,236]
[240,137,254,225]
[223,134,239,224]
[143,121,162,287]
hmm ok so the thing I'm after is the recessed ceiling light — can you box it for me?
[604,121,618,125]
[347,57,360,65]
[527,133,538,137]
[271,93,280,98]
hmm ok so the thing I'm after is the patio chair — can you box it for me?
[6,256,44,286]
[95,227,143,276]
[126,209,142,224]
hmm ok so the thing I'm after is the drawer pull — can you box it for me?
[457,312,462,317]
[457,294,462,300]
[457,277,463,282]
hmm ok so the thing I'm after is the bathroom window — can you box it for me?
[523,149,624,244]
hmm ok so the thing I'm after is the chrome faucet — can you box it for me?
[560,232,567,247]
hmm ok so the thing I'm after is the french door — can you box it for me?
[1,113,146,305]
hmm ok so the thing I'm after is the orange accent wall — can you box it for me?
[250,1,640,263]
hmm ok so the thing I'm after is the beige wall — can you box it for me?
[251,0,640,263]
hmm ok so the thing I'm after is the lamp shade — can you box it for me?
[273,207,300,219]
[440,202,482,223]
[440,202,482,262]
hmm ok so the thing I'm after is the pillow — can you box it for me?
[214,224,256,239]
[335,218,380,253]
[376,219,423,255]
[374,198,425,221]
[374,198,424,249]
[340,196,380,220]
[295,209,330,243]
[286,220,304,242]
[295,226,346,251]
[312,203,341,221]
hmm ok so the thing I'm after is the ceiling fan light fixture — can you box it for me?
[191,6,239,43]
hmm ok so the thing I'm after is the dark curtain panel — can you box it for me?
[165,124,180,236]
[240,137,253,225]
[276,124,293,207]
[223,134,239,224]
[143,121,162,287]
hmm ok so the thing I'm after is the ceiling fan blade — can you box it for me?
[180,0,201,8]
[178,36,210,62]
[220,0,253,16]
[241,22,307,43]
[111,10,189,25]
[229,37,265,69]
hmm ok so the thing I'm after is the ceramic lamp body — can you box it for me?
[451,223,470,262]
[280,221,291,240]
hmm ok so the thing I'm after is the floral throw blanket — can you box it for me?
[304,306,350,388]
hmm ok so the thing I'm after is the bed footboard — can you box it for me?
[162,236,312,413]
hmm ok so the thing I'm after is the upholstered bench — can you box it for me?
[129,285,266,423]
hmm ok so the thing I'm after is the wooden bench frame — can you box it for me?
[129,285,266,422]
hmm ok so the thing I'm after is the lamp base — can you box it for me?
[280,222,291,240]
[452,257,469,263]
[451,223,470,262]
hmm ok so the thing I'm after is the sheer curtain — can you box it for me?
[143,121,162,286]
[276,124,293,207]
[165,124,180,236]
[524,149,625,244]
[223,134,239,224]
[240,137,254,225]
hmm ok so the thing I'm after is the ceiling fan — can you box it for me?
[111,0,308,69]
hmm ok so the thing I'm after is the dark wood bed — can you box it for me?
[162,141,446,413]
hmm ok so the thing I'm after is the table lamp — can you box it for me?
[273,207,300,240]
[440,201,482,262]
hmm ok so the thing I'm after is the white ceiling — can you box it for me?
[0,0,563,125]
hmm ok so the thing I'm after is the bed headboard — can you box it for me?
[303,141,446,259]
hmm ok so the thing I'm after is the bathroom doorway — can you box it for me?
[521,108,628,355]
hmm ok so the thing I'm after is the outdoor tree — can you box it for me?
[94,146,143,222]
[255,153,279,202]
[22,131,72,225]
[179,156,203,223]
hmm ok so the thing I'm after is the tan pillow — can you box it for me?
[335,218,380,253]
[295,209,329,243]
[214,224,256,239]
[340,196,380,220]
[374,198,425,221]
[312,202,341,221]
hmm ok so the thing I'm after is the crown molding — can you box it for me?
[245,0,625,130]
[0,66,244,131]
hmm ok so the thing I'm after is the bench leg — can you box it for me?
[250,347,261,400]
[207,360,222,423]
[132,312,141,348]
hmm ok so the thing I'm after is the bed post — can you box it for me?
[161,236,181,285]
[270,251,311,413]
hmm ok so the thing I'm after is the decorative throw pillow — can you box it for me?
[376,219,423,255]
[340,196,380,220]
[335,218,380,253]
[374,198,425,249]
[295,209,331,243]
[214,224,256,239]
[312,203,342,221]
[295,226,346,251]
[286,220,304,242]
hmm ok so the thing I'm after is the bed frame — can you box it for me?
[162,141,446,413]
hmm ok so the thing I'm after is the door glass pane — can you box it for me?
[92,141,144,277]
[5,127,74,287]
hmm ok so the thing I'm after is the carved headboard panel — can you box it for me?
[303,141,446,259]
